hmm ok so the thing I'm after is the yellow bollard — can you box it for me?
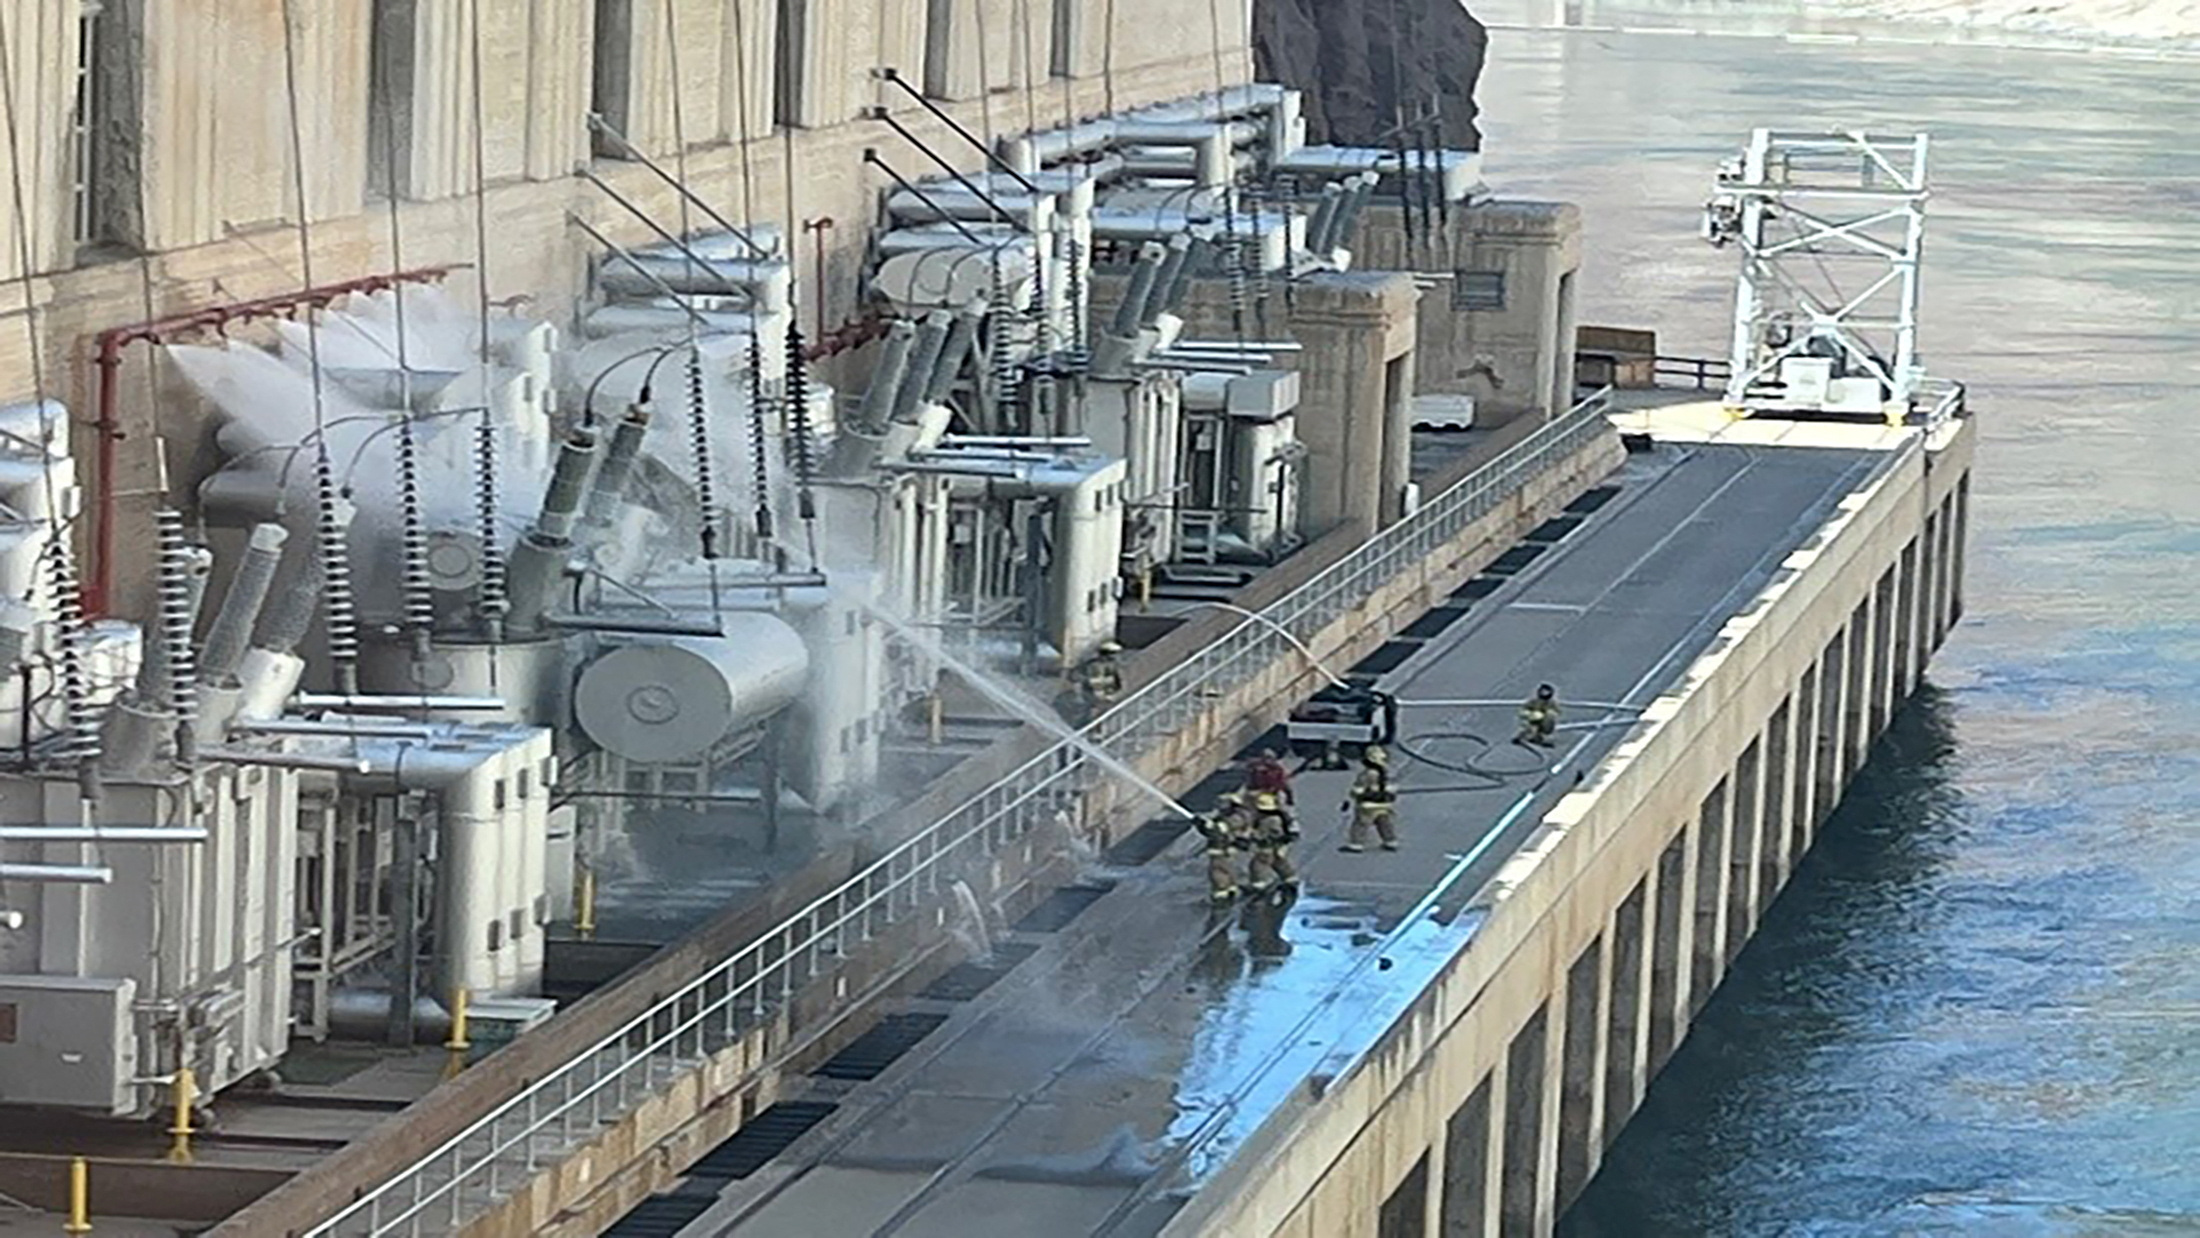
[443,986,471,1079]
[927,693,944,746]
[575,865,597,939]
[62,1156,90,1234]
[165,1068,196,1165]
[1138,566,1153,612]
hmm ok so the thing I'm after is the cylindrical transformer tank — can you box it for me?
[573,616,809,765]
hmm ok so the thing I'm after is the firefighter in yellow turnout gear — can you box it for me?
[1342,746,1400,852]
[1515,683,1561,748]
[1244,791,1299,893]
[1197,793,1251,903]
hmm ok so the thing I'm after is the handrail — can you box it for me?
[300,394,1619,1238]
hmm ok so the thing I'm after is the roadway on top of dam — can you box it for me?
[639,434,1892,1238]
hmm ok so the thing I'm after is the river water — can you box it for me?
[1453,4,2200,1233]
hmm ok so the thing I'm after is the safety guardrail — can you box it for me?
[302,392,1618,1237]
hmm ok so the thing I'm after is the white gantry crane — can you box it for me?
[1703,129,1943,424]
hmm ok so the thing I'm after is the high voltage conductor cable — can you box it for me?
[465,0,507,676]
[280,0,360,695]
[377,18,434,659]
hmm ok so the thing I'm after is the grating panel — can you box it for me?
[1107,819,1191,867]
[686,1100,839,1180]
[1484,543,1550,576]
[1567,485,1620,514]
[1402,606,1471,640]
[1526,514,1585,543]
[1452,577,1503,601]
[1012,883,1116,933]
[812,1013,951,1082]
[602,1194,715,1236]
[1350,640,1421,675]
[920,942,1041,1001]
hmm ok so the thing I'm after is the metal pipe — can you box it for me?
[87,266,454,617]
[867,108,1023,229]
[583,114,768,258]
[201,523,288,685]
[544,614,723,637]
[0,864,114,884]
[201,749,372,774]
[941,435,1093,448]
[566,215,714,330]
[573,167,773,303]
[233,719,445,739]
[294,693,508,712]
[873,69,1043,194]
[863,152,984,245]
[1306,182,1346,253]
[0,827,209,843]
[891,311,954,426]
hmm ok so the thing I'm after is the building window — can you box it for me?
[1453,269,1508,312]
[69,0,130,254]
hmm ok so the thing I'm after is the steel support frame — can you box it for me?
[1713,129,1929,416]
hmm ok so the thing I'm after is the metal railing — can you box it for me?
[302,394,1618,1238]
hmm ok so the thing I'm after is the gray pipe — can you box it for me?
[1111,242,1167,338]
[202,524,289,686]
[1146,235,1195,327]
[891,311,954,426]
[924,301,989,405]
[584,404,651,525]
[855,321,919,435]
[502,532,569,636]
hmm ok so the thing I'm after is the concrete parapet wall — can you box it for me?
[1169,417,1975,1238]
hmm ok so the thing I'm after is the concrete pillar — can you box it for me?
[1817,635,1848,824]
[926,0,1044,101]
[1870,567,1897,736]
[1106,0,1251,79]
[1792,666,1819,855]
[1723,739,1762,964]
[1922,507,1945,653]
[1951,473,1971,624]
[1555,937,1605,1210]
[772,0,855,129]
[1358,200,1583,429]
[121,0,371,251]
[1497,1005,1549,1237]
[1647,830,1689,1070]
[1052,0,1107,77]
[0,0,76,275]
[1603,880,1649,1137]
[1440,1073,1495,1236]
[1289,272,1421,536]
[1897,537,1921,696]
[1843,603,1872,776]
[1689,780,1729,1015]
[593,0,766,156]
[1759,699,1792,906]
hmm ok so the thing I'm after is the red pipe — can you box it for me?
[84,265,454,616]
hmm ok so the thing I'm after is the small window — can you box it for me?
[1453,269,1508,312]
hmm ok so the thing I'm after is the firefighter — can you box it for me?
[1515,683,1561,748]
[1341,745,1399,852]
[1196,792,1250,904]
[1080,641,1125,717]
[1245,790,1299,893]
[1245,747,1294,804]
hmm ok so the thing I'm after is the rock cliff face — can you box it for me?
[1252,0,1488,150]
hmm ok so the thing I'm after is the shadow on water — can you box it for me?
[1563,686,1970,1237]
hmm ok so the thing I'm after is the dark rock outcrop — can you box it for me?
[1253,0,1488,150]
